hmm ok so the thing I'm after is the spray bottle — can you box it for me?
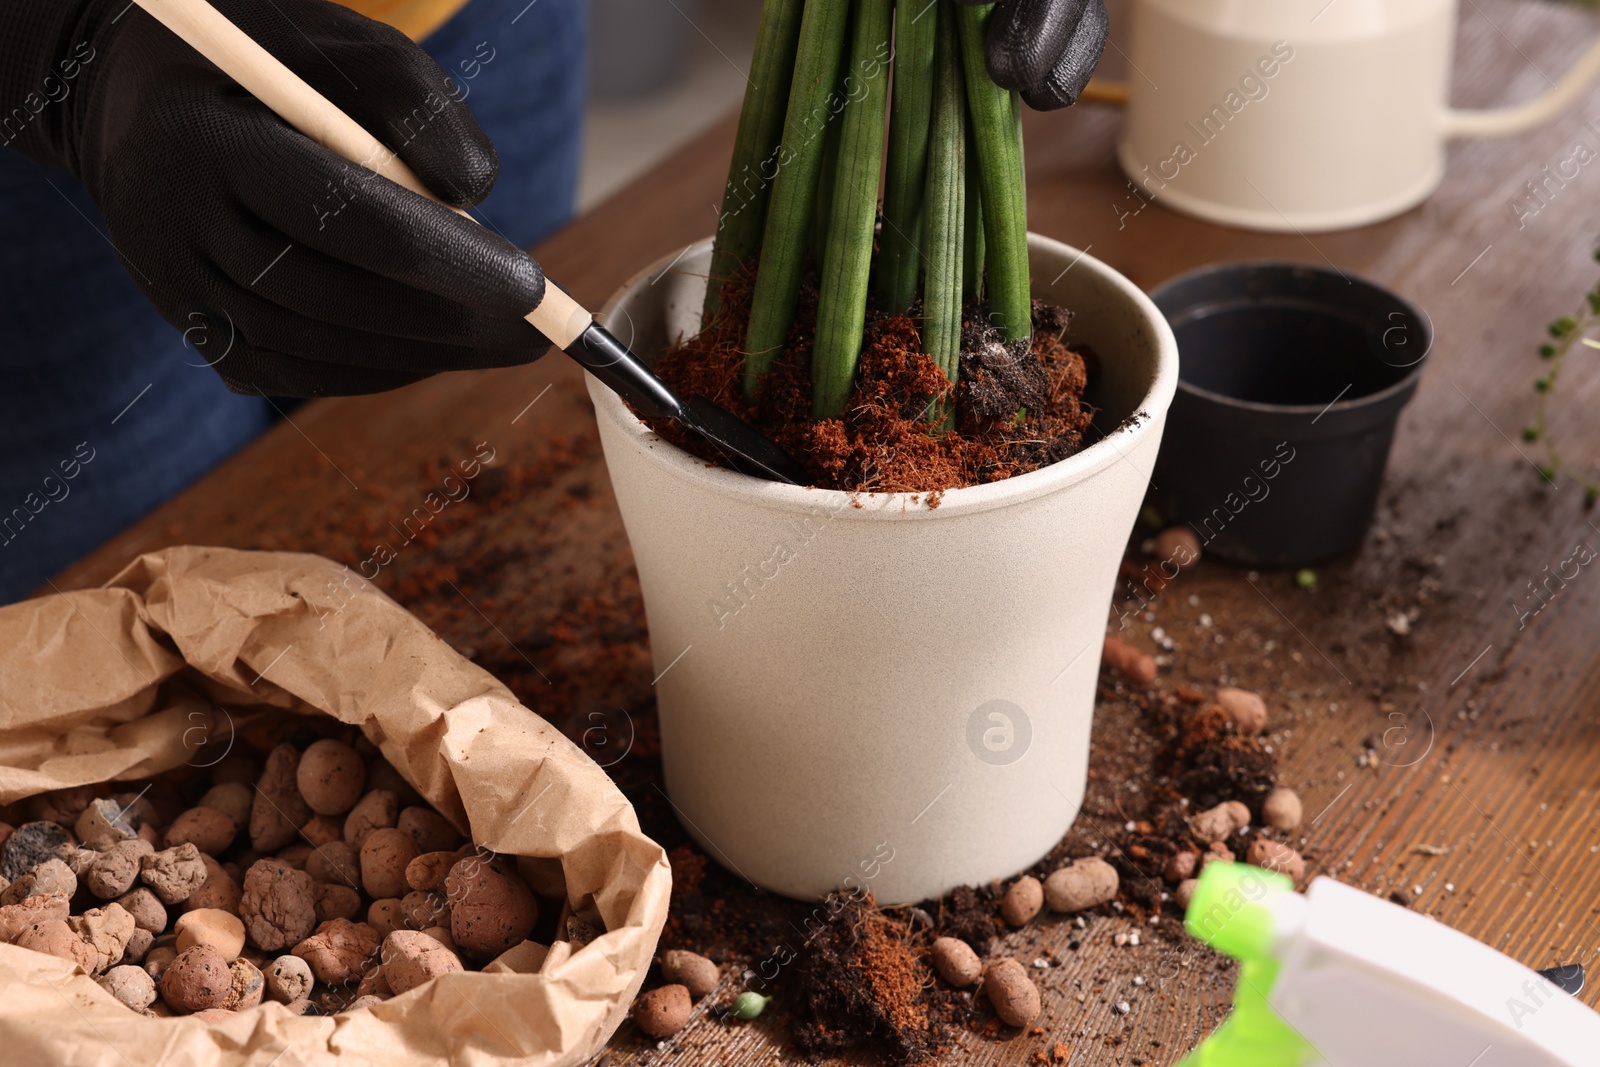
[1176,863,1598,1066]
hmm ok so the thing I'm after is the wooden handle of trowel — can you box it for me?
[130,0,594,349]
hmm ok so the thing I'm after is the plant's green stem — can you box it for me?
[704,0,805,323]
[810,0,895,418]
[922,2,964,396]
[962,115,984,302]
[956,2,1030,343]
[742,0,854,397]
[811,87,844,261]
[877,0,937,313]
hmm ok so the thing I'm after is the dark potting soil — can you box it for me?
[647,271,1097,494]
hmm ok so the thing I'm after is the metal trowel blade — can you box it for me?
[682,394,810,486]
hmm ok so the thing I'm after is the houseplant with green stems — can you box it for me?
[582,0,1184,907]
[707,0,1104,428]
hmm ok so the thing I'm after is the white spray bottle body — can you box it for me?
[1267,877,1598,1067]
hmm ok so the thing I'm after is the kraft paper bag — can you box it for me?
[0,545,669,1066]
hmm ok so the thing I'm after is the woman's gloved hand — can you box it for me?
[956,0,1110,111]
[0,0,548,396]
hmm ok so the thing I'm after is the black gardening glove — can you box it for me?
[0,0,547,396]
[957,0,1110,111]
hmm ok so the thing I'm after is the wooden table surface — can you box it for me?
[51,1,1600,1063]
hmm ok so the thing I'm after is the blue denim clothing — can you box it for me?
[0,0,584,603]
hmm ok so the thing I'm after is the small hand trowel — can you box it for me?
[132,0,809,486]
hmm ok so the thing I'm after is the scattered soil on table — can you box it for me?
[648,270,1097,494]
[291,452,1288,1063]
[1084,690,1283,914]
[273,427,1421,1066]
[1169,705,1279,811]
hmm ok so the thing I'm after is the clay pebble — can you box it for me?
[445,856,537,962]
[314,883,363,924]
[264,954,313,1004]
[305,840,360,890]
[160,945,233,1013]
[250,744,312,853]
[367,898,404,938]
[1216,687,1268,734]
[0,895,68,941]
[1154,526,1202,568]
[2,822,76,881]
[1163,850,1198,885]
[297,740,367,817]
[405,851,458,894]
[1,857,76,905]
[184,854,241,913]
[140,844,208,905]
[175,908,246,962]
[1102,636,1157,684]
[659,948,718,999]
[75,798,138,851]
[342,791,396,852]
[383,929,464,995]
[143,945,178,982]
[291,918,381,985]
[164,807,236,854]
[69,903,136,973]
[400,890,449,931]
[239,858,316,951]
[1263,788,1303,831]
[1044,857,1120,914]
[633,984,691,1038]
[17,918,96,970]
[197,783,252,830]
[98,964,157,1012]
[360,828,419,900]
[397,807,462,854]
[930,937,982,988]
[222,958,265,1010]
[1247,839,1305,884]
[982,958,1040,1027]
[123,925,155,965]
[86,840,154,900]
[1000,875,1044,927]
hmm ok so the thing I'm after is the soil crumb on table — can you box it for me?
[648,270,1097,494]
[791,894,935,1062]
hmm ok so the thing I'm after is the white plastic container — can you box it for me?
[589,235,1178,904]
[1117,0,1600,232]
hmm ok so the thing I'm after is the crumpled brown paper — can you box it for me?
[0,545,670,1066]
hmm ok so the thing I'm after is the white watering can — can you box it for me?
[1096,0,1600,232]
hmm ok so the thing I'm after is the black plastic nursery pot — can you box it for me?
[1149,262,1433,569]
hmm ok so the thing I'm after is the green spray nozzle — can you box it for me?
[1173,863,1318,1067]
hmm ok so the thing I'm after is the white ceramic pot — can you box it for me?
[1116,0,1600,232]
[588,234,1178,904]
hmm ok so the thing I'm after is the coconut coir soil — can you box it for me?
[647,271,1097,493]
